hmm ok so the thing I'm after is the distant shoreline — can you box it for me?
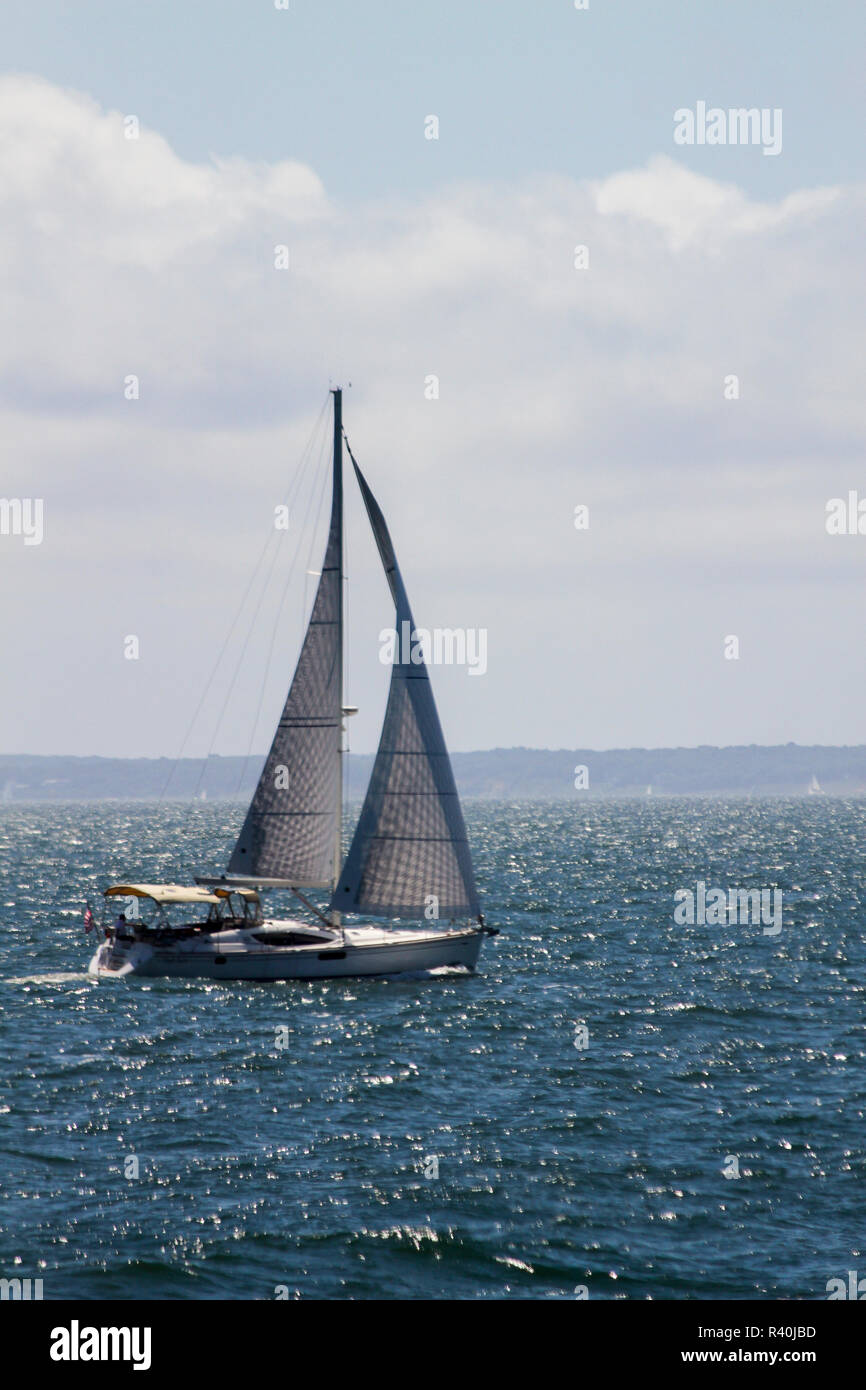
[1,746,864,801]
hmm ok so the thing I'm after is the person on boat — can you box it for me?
[114,912,132,940]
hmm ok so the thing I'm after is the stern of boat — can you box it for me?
[88,938,152,978]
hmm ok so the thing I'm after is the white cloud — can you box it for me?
[593,154,841,250]
[0,75,864,756]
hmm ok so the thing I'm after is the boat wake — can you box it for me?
[2,971,90,986]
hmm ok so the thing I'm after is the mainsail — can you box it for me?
[331,454,480,921]
[227,394,344,887]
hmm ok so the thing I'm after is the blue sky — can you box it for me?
[1,3,865,760]
[4,1,864,199]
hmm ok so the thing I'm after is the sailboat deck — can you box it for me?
[255,919,479,949]
[343,923,478,947]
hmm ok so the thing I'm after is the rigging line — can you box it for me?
[172,399,329,809]
[158,395,330,805]
[234,411,333,795]
[195,401,332,804]
[301,416,333,620]
[232,417,330,795]
[159,534,279,806]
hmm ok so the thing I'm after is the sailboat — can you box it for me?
[808,775,824,795]
[88,389,495,981]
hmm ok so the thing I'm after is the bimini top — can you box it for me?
[213,887,260,904]
[104,884,222,906]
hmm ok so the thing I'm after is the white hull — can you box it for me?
[87,920,486,982]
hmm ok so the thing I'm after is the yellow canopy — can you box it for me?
[214,887,260,904]
[104,884,222,906]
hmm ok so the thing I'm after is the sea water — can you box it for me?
[1,798,864,1300]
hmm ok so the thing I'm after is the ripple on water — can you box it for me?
[1,798,865,1298]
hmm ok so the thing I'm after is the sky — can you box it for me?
[1,1,865,758]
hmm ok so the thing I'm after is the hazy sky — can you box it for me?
[1,2,865,758]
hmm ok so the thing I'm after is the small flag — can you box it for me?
[84,906,94,933]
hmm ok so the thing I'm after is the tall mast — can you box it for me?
[331,387,344,925]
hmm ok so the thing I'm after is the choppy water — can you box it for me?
[1,798,865,1300]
